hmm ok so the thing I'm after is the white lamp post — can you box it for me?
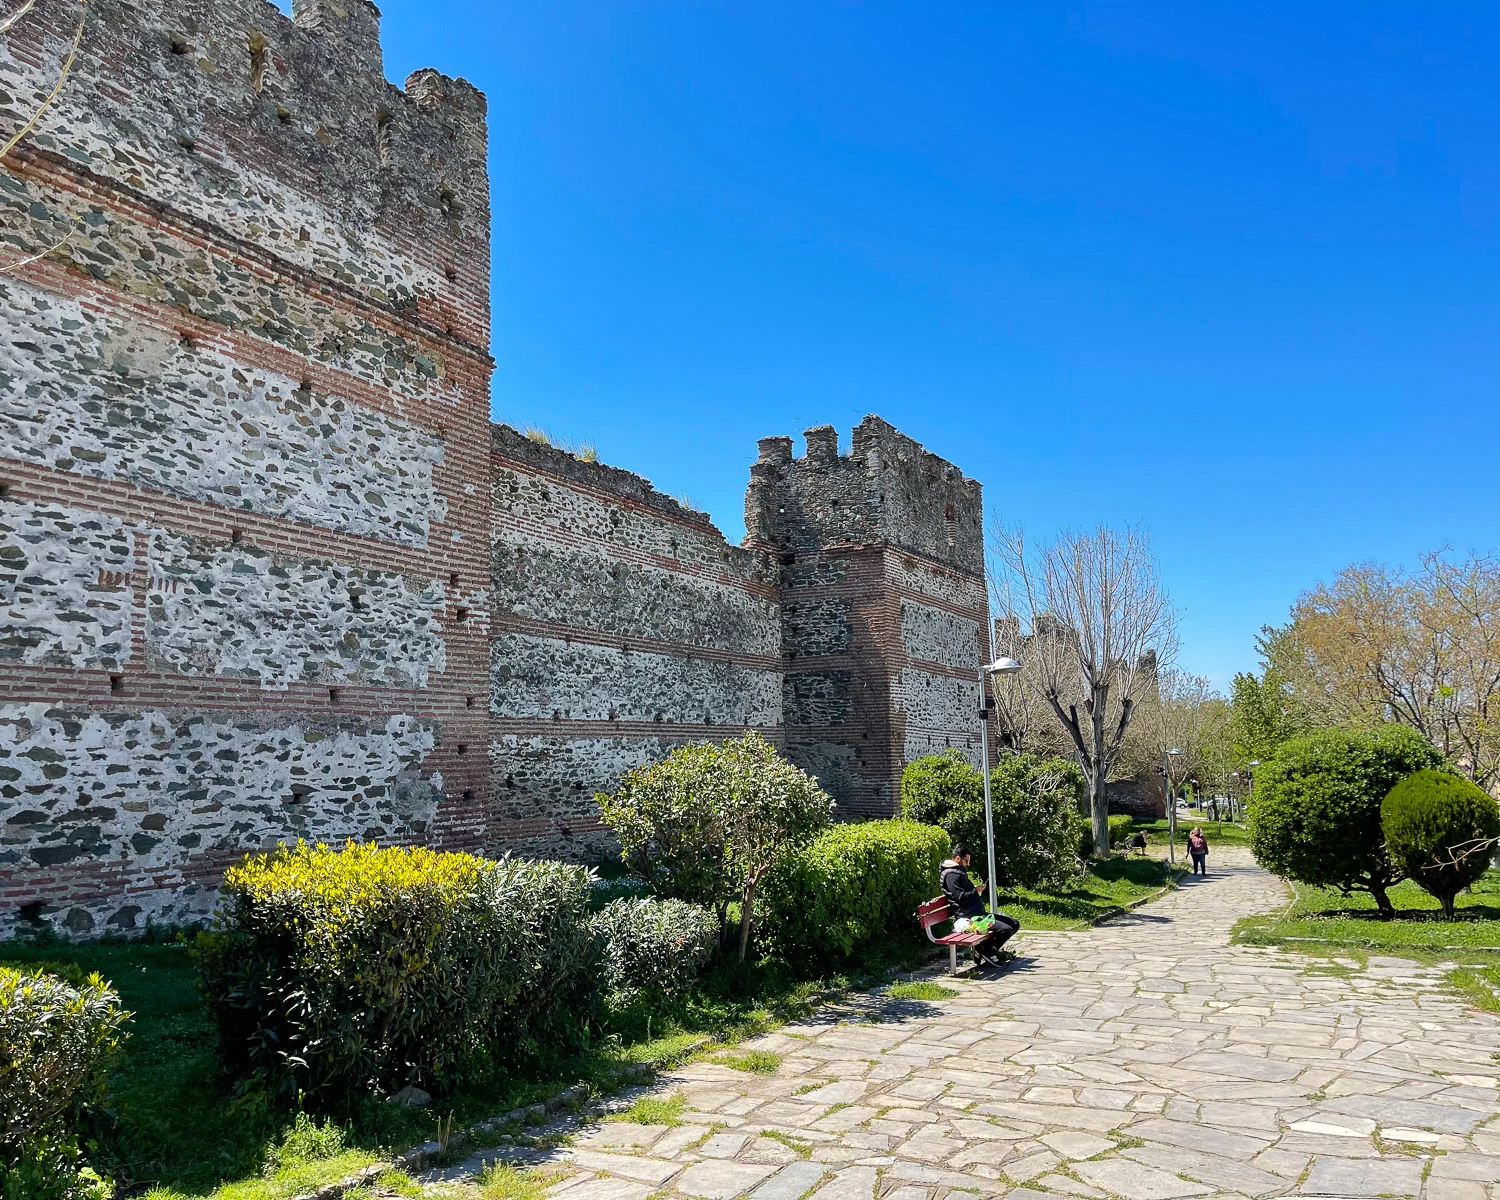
[978,657,1023,914]
[1164,747,1183,864]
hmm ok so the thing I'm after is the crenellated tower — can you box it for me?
[744,416,989,815]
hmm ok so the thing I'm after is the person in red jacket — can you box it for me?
[1187,827,1209,876]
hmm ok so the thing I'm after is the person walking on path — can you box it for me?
[1187,826,1209,876]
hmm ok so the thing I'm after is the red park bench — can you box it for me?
[917,895,996,973]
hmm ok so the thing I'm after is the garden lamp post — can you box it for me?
[978,656,1023,915]
[1164,748,1183,864]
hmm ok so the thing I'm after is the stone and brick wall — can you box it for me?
[487,425,782,860]
[0,0,492,936]
[0,2,990,936]
[745,417,989,815]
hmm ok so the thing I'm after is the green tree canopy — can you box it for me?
[1247,725,1442,917]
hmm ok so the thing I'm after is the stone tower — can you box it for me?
[744,416,989,814]
[0,0,492,934]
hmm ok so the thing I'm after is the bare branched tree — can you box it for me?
[991,523,1178,855]
[1,0,87,273]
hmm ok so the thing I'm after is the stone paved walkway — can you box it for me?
[435,849,1500,1200]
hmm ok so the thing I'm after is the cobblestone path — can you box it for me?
[439,850,1500,1200]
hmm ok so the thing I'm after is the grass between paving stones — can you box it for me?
[999,856,1185,930]
[0,933,919,1199]
[711,1049,783,1074]
[885,981,959,1001]
[469,1164,568,1200]
[612,1092,688,1126]
[1232,870,1500,951]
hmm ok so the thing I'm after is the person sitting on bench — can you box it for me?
[939,844,1021,955]
[1128,830,1148,855]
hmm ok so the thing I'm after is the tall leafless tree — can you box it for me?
[991,524,1178,855]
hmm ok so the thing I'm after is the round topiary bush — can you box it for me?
[1247,725,1443,918]
[1382,769,1500,919]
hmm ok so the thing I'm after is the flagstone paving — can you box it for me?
[430,848,1500,1200]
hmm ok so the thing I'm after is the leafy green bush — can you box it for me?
[900,752,1086,891]
[589,897,718,1006]
[1382,770,1500,918]
[758,819,950,960]
[899,752,985,851]
[1107,815,1134,847]
[989,755,1088,890]
[195,842,596,1105]
[598,732,832,959]
[0,966,128,1200]
[1248,725,1442,917]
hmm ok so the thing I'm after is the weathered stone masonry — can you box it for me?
[0,1,989,931]
[0,0,492,936]
[487,425,784,861]
[744,417,988,816]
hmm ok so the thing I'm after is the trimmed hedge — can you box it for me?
[1382,769,1500,918]
[0,966,127,1200]
[758,819,950,960]
[590,897,718,1006]
[195,842,596,1104]
[1107,815,1134,848]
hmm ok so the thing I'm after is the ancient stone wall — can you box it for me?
[0,0,492,935]
[745,417,988,815]
[488,425,782,859]
[0,1,992,932]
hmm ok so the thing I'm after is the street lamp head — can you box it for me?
[983,657,1023,675]
[1167,747,1183,756]
[1248,759,1261,768]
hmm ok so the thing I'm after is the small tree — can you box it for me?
[598,733,831,960]
[1247,725,1442,918]
[719,734,833,959]
[597,741,734,927]
[1382,770,1500,919]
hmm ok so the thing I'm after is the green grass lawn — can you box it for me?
[999,856,1184,930]
[1232,869,1500,951]
[1131,819,1252,847]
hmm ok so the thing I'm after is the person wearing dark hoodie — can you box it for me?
[939,844,1020,961]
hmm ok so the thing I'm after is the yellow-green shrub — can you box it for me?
[758,819,950,960]
[194,842,595,1105]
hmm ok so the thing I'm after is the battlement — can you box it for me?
[744,415,984,572]
[1,0,489,332]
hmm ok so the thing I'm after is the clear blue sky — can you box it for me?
[301,2,1500,687]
